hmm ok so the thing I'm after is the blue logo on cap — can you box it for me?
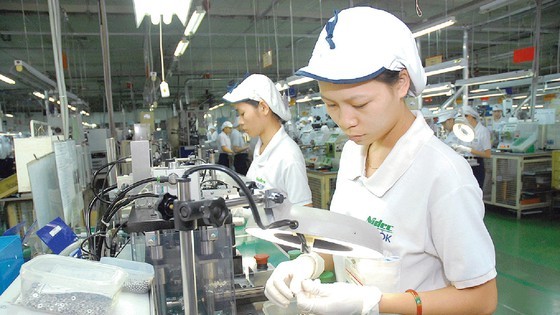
[325,10,339,49]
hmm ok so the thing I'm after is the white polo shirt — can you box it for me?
[331,111,496,292]
[218,131,232,154]
[247,127,312,206]
[471,122,492,152]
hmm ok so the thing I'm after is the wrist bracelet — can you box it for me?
[406,289,422,315]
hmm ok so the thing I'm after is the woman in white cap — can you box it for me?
[454,105,492,189]
[436,109,459,147]
[230,116,251,175]
[217,121,234,168]
[264,7,497,315]
[488,104,507,147]
[223,74,312,206]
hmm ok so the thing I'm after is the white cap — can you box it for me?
[208,124,216,131]
[221,121,233,130]
[295,7,426,96]
[437,110,457,124]
[223,74,291,121]
[461,106,480,120]
[492,105,503,112]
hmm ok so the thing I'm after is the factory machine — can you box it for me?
[90,141,295,315]
[496,121,539,153]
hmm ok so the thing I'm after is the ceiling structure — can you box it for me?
[0,0,559,115]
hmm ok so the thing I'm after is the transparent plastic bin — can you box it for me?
[100,257,154,294]
[19,254,127,315]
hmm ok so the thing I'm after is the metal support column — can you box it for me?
[462,29,469,103]
[98,0,116,139]
[529,0,542,121]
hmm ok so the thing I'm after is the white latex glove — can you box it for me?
[264,252,324,307]
[454,144,472,154]
[297,279,382,315]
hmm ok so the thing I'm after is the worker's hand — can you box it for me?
[264,252,324,307]
[454,144,472,154]
[297,279,382,315]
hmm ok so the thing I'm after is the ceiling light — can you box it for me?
[11,60,56,91]
[184,7,206,37]
[424,58,465,76]
[0,74,15,85]
[422,90,454,98]
[467,92,504,99]
[542,73,560,83]
[133,0,192,27]
[5,114,14,118]
[412,17,456,38]
[455,70,533,86]
[174,39,190,57]
[33,91,45,99]
[423,82,455,94]
[287,75,315,86]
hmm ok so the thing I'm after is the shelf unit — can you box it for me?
[306,169,337,210]
[483,152,552,219]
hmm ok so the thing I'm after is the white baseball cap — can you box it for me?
[221,121,233,130]
[437,110,457,124]
[461,106,480,120]
[223,74,291,121]
[295,7,426,96]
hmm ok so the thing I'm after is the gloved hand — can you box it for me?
[264,252,324,307]
[454,144,472,154]
[297,279,382,315]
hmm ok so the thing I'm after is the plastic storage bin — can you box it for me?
[19,254,127,315]
[0,235,24,294]
[100,257,154,294]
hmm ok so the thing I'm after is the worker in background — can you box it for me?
[487,105,507,148]
[223,74,312,206]
[264,7,497,315]
[204,124,218,150]
[217,121,234,168]
[454,105,492,189]
[230,117,251,175]
[437,109,459,147]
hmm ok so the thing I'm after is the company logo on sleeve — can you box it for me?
[367,216,394,243]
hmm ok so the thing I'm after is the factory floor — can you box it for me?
[485,205,560,315]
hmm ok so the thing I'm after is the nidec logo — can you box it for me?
[367,216,394,243]
[255,177,266,190]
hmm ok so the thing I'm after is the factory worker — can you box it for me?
[487,105,507,147]
[217,121,234,168]
[437,109,459,147]
[454,105,492,189]
[230,116,251,175]
[264,7,497,315]
[205,124,218,149]
[223,74,312,206]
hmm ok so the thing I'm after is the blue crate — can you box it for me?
[0,235,24,294]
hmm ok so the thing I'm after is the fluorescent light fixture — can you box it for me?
[467,92,505,100]
[423,82,455,94]
[455,69,533,86]
[184,7,206,37]
[0,74,15,85]
[479,0,516,14]
[512,94,528,100]
[542,73,560,83]
[33,91,45,99]
[209,103,225,111]
[5,113,14,118]
[133,0,192,27]
[296,95,312,103]
[174,39,190,57]
[287,75,315,86]
[469,88,489,93]
[424,58,465,76]
[11,60,57,91]
[412,16,456,38]
[422,90,454,98]
[246,206,383,259]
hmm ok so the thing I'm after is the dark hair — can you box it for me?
[375,69,401,85]
[244,99,284,123]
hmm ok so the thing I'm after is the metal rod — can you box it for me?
[97,0,116,139]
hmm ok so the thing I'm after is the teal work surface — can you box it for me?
[234,225,289,267]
